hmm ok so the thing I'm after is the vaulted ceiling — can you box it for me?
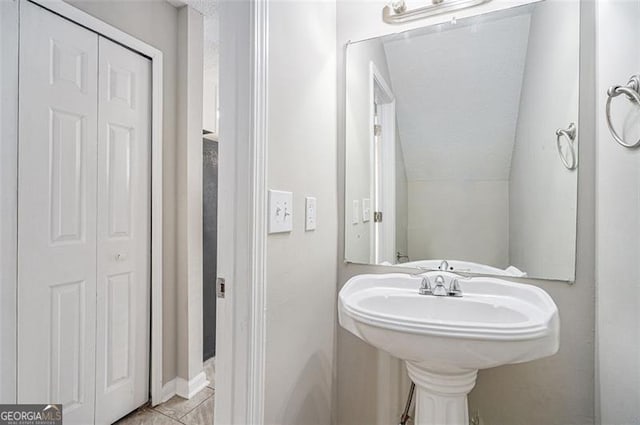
[382,11,532,181]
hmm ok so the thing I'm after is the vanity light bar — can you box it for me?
[383,0,493,24]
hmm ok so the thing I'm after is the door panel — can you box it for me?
[106,123,134,238]
[50,280,87,410]
[95,36,151,425]
[18,3,98,425]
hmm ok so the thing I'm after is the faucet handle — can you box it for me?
[419,277,432,295]
[448,278,463,297]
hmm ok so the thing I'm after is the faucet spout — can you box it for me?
[432,275,448,296]
[439,260,449,271]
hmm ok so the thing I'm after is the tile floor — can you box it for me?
[115,357,215,425]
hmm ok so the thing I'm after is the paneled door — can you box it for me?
[18,2,99,423]
[17,2,151,424]
[94,37,151,425]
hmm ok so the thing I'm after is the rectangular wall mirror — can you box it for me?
[343,1,579,282]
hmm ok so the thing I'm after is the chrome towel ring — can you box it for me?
[606,74,640,148]
[556,122,577,170]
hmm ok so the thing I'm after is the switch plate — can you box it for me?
[352,200,360,224]
[305,196,317,231]
[362,198,371,222]
[268,190,293,234]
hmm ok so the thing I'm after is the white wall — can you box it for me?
[344,37,393,264]
[595,0,640,422]
[337,1,595,424]
[202,69,218,134]
[202,12,218,135]
[176,5,205,387]
[407,180,509,267]
[509,0,579,281]
[264,1,337,424]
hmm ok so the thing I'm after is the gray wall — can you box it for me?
[336,1,595,424]
[407,180,509,267]
[395,130,409,260]
[264,1,338,424]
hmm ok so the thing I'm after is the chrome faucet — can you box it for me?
[418,274,463,297]
[432,275,448,296]
[439,260,450,271]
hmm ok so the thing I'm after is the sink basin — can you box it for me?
[338,272,559,425]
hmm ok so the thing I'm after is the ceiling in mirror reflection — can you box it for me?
[344,2,579,282]
[384,12,530,181]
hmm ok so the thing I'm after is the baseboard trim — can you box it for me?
[159,378,177,404]
[176,371,210,399]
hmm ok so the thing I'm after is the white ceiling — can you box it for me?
[382,12,532,181]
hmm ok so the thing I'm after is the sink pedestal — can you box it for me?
[406,363,478,425]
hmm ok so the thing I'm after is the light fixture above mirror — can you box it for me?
[383,0,494,24]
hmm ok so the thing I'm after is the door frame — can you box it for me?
[369,61,396,264]
[1,0,165,405]
[215,0,268,423]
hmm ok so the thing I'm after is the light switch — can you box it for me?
[305,197,317,231]
[362,198,371,222]
[352,200,360,225]
[268,190,293,234]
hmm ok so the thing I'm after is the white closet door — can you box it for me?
[18,2,98,425]
[94,37,151,425]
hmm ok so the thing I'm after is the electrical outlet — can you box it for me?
[268,190,293,234]
[305,196,317,231]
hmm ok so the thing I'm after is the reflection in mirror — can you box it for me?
[344,1,579,281]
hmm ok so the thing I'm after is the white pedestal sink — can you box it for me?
[338,272,559,425]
